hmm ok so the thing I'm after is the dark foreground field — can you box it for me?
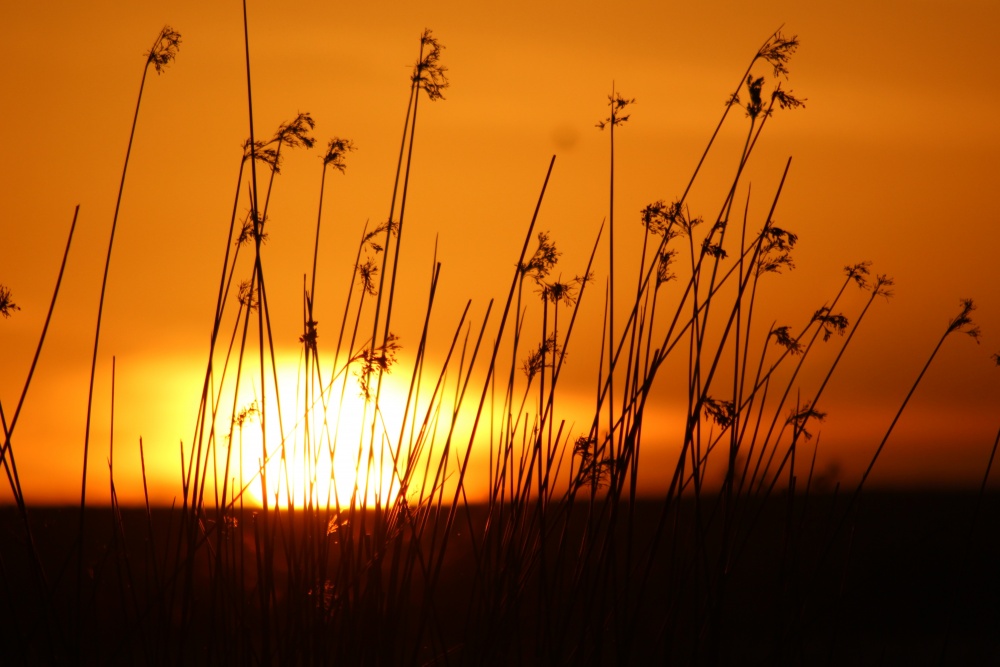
[2,492,998,665]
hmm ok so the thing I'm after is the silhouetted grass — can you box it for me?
[1,17,998,666]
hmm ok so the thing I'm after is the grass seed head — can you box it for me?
[657,249,678,286]
[845,261,873,290]
[745,75,765,118]
[243,138,280,170]
[413,29,449,100]
[235,400,260,428]
[872,274,894,299]
[364,220,399,253]
[572,435,613,491]
[771,85,806,111]
[596,92,635,130]
[237,280,259,312]
[756,225,798,275]
[757,31,799,78]
[299,319,319,351]
[356,258,380,296]
[787,403,826,440]
[519,231,560,282]
[274,112,316,150]
[704,397,736,429]
[812,308,849,341]
[243,114,317,173]
[539,274,588,306]
[641,200,682,238]
[771,325,802,355]
[355,333,402,400]
[146,26,181,74]
[522,334,560,380]
[947,298,981,341]
[237,212,268,246]
[0,284,19,318]
[323,137,356,172]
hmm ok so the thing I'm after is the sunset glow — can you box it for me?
[3,3,1000,663]
[225,363,408,510]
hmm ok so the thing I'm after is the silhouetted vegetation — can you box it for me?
[1,16,998,666]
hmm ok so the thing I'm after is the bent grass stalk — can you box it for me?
[77,26,179,651]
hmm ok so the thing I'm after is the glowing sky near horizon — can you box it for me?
[1,1,999,506]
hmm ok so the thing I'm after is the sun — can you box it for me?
[223,358,410,510]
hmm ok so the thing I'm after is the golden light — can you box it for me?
[218,355,411,510]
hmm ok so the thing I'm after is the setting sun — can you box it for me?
[225,360,408,510]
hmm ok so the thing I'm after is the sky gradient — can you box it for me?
[2,1,999,505]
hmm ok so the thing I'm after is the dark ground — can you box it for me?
[1,491,998,665]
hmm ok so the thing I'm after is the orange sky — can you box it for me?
[2,1,999,506]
